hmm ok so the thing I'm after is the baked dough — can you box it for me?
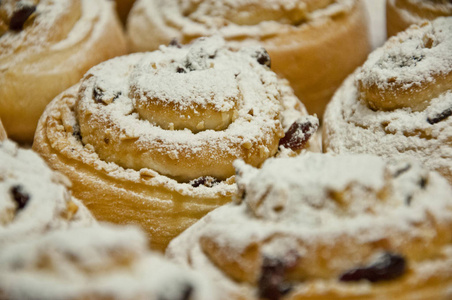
[126,0,371,117]
[0,139,94,244]
[33,37,320,251]
[0,0,127,143]
[0,224,218,300]
[387,0,452,37]
[323,18,452,184]
[114,0,137,24]
[167,153,452,299]
[0,119,6,141]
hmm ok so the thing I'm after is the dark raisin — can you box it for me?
[258,257,293,300]
[419,177,427,189]
[9,4,36,31]
[393,164,411,177]
[158,283,193,300]
[279,121,318,151]
[93,86,104,104]
[176,66,186,73]
[10,185,30,210]
[339,252,406,283]
[427,107,452,124]
[168,38,182,48]
[190,176,220,188]
[104,138,109,144]
[254,48,271,68]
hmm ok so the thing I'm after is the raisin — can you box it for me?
[10,185,30,210]
[176,66,186,73]
[427,107,452,124]
[279,121,318,151]
[190,176,220,188]
[9,4,36,31]
[93,86,104,103]
[254,48,271,68]
[339,252,406,283]
[168,38,182,48]
[258,257,293,300]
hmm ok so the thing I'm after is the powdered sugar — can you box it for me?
[0,224,218,300]
[0,140,94,244]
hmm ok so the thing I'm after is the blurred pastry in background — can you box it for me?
[0,0,127,143]
[126,0,371,118]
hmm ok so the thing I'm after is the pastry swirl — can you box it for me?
[33,37,319,250]
[0,0,127,143]
[167,153,452,299]
[126,0,370,117]
[387,0,452,37]
[0,140,94,244]
[0,224,219,300]
[323,18,452,184]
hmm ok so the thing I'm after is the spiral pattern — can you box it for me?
[167,153,452,299]
[323,18,452,184]
[33,37,318,250]
[0,0,126,142]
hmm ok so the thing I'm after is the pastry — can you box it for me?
[33,37,320,251]
[0,119,6,141]
[0,224,218,300]
[126,0,371,117]
[167,153,452,299]
[0,139,94,244]
[114,0,137,24]
[387,0,452,37]
[323,17,452,184]
[0,0,127,143]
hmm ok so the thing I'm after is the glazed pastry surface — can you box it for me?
[167,153,452,300]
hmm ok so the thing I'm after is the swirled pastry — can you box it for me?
[0,119,6,141]
[0,0,127,143]
[126,0,371,117]
[167,153,452,299]
[0,139,94,245]
[33,37,319,251]
[0,224,218,300]
[387,0,452,37]
[323,18,452,184]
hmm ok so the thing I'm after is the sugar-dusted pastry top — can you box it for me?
[0,140,93,243]
[128,0,355,45]
[0,224,218,300]
[0,0,111,66]
[76,36,318,182]
[323,18,452,182]
[167,153,452,299]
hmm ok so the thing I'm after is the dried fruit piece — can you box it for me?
[427,107,452,124]
[190,176,220,188]
[9,3,36,31]
[10,185,30,210]
[168,38,182,48]
[253,48,271,68]
[339,252,406,283]
[279,120,318,151]
[258,257,293,300]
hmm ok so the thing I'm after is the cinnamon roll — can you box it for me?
[167,153,452,299]
[0,224,218,300]
[126,0,371,117]
[33,37,319,251]
[0,139,94,245]
[323,17,452,184]
[0,119,6,141]
[0,0,127,143]
[387,0,452,37]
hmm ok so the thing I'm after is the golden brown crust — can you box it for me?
[0,0,127,143]
[126,0,370,118]
[0,119,6,141]
[386,0,452,37]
